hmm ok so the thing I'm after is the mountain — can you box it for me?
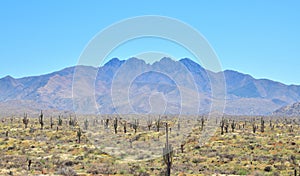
[273,102,300,116]
[0,57,300,115]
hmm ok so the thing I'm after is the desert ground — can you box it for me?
[0,114,299,176]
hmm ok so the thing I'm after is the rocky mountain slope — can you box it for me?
[1,57,300,115]
[273,102,300,116]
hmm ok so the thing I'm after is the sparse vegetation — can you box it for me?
[0,113,299,175]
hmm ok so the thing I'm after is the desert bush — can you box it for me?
[56,167,77,176]
[87,163,116,174]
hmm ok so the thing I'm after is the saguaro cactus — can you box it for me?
[113,118,118,134]
[28,159,32,170]
[200,116,205,131]
[231,120,236,132]
[84,119,89,130]
[105,119,109,129]
[252,123,257,133]
[220,118,225,135]
[163,123,173,176]
[180,143,184,153]
[123,121,127,133]
[23,113,29,128]
[39,110,44,130]
[133,119,139,133]
[147,117,152,131]
[156,116,161,132]
[69,116,77,127]
[50,116,54,129]
[77,128,82,143]
[261,117,265,133]
[224,121,229,133]
[58,115,63,126]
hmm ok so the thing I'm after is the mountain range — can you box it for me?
[1,57,300,116]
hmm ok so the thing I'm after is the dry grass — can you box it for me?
[0,115,299,175]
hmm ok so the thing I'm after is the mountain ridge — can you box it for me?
[0,57,299,115]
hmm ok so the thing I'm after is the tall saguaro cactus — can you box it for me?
[58,115,63,126]
[77,128,82,143]
[231,120,236,132]
[133,119,139,133]
[260,117,265,133]
[23,113,29,128]
[252,123,257,133]
[123,121,127,133]
[220,117,225,135]
[84,119,89,130]
[113,118,118,134]
[163,123,173,176]
[50,116,54,129]
[200,116,205,131]
[156,116,161,132]
[147,116,152,131]
[39,110,44,130]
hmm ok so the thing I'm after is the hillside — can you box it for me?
[0,57,300,115]
[273,102,300,116]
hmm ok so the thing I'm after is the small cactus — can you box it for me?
[180,143,184,153]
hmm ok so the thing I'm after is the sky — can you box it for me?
[0,1,300,85]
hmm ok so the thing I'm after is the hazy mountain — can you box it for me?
[273,102,300,116]
[0,57,300,115]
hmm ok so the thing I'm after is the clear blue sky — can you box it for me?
[0,1,299,85]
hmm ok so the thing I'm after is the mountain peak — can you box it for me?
[104,58,124,67]
[2,75,13,79]
[152,57,176,66]
[160,57,173,62]
[124,57,148,67]
[127,57,146,63]
[179,57,196,63]
[179,58,205,73]
[1,75,15,82]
